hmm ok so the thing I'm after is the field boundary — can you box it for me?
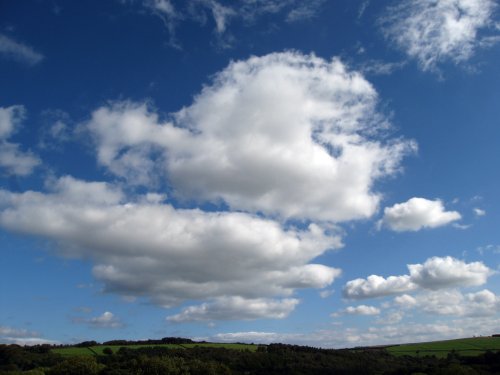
[386,337,500,358]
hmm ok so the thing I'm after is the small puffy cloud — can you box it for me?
[0,106,24,138]
[0,176,341,314]
[85,52,415,222]
[408,256,493,290]
[319,289,334,298]
[344,256,493,300]
[394,294,417,308]
[73,311,123,328]
[167,297,299,322]
[380,197,461,232]
[380,0,498,71]
[0,34,44,65]
[473,208,486,216]
[88,312,123,328]
[0,106,40,176]
[341,305,381,316]
[343,275,416,300]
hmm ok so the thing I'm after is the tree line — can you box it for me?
[1,342,500,374]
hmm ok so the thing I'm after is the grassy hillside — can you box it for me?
[386,337,500,358]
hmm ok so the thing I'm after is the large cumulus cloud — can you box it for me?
[0,176,341,313]
[0,52,415,320]
[85,52,415,222]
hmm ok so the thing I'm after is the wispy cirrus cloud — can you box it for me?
[380,0,498,72]
[141,0,326,47]
[0,34,44,66]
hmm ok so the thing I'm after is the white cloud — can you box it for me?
[359,60,406,76]
[341,305,381,316]
[220,0,325,25]
[394,294,417,308]
[38,109,74,149]
[344,256,493,299]
[408,256,493,289]
[88,312,123,328]
[204,301,500,347]
[285,0,326,23]
[167,297,299,322]
[0,337,60,346]
[343,275,417,299]
[143,0,181,48]
[85,52,415,222]
[376,311,404,325]
[380,197,461,231]
[380,0,498,71]
[400,289,500,317]
[0,106,40,176]
[0,176,341,315]
[473,207,486,216]
[208,331,282,344]
[417,289,466,315]
[476,244,500,255]
[0,326,38,338]
[147,0,176,16]
[194,0,236,34]
[319,289,334,298]
[73,311,124,328]
[204,322,465,348]
[0,106,23,139]
[0,325,58,345]
[358,1,370,20]
[0,34,44,65]
[479,35,500,48]
[140,0,325,47]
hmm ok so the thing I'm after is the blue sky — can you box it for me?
[1,0,500,347]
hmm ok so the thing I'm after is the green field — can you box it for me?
[52,342,258,356]
[386,337,500,358]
